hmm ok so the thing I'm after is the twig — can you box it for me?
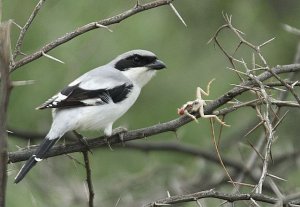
[231,15,300,105]
[9,0,173,72]
[227,181,256,188]
[83,151,94,207]
[209,119,236,189]
[248,71,274,194]
[143,189,279,207]
[215,99,299,117]
[210,13,300,106]
[12,0,46,60]
[282,24,300,36]
[254,106,274,194]
[0,21,12,207]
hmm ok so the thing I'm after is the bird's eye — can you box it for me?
[133,55,141,62]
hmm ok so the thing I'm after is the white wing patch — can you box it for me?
[36,93,68,109]
[81,98,109,105]
[49,93,68,107]
[55,93,68,102]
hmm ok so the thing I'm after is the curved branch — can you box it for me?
[8,63,300,163]
[9,0,173,72]
[143,189,280,206]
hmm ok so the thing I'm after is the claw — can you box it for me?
[112,127,128,146]
[105,137,114,151]
[79,137,89,147]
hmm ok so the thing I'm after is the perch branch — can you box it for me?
[8,63,300,163]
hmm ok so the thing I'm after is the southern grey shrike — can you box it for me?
[14,49,166,183]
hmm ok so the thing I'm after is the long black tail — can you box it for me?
[14,138,58,183]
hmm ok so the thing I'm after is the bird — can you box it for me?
[14,49,166,183]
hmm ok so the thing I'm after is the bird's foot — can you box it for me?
[104,137,114,151]
[112,127,128,146]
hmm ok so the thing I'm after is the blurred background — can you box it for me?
[3,0,300,206]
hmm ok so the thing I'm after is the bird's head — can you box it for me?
[110,49,166,87]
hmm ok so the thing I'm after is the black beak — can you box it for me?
[147,59,166,70]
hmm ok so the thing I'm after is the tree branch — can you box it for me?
[83,151,94,207]
[9,0,173,72]
[0,21,12,207]
[8,63,300,164]
[143,189,279,206]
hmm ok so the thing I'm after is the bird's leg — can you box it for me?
[103,124,115,151]
[104,137,114,151]
[73,131,92,152]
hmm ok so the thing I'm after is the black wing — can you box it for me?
[36,83,133,110]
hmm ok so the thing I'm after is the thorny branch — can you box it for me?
[207,13,300,196]
[209,13,300,105]
[12,0,46,60]
[9,0,174,72]
[143,189,300,207]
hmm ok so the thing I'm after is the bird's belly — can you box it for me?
[76,104,128,130]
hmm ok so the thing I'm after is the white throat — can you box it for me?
[122,67,156,88]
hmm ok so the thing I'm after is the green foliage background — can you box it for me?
[3,0,300,206]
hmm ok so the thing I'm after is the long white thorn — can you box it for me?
[42,51,65,64]
[96,23,113,32]
[12,80,35,86]
[169,3,187,27]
